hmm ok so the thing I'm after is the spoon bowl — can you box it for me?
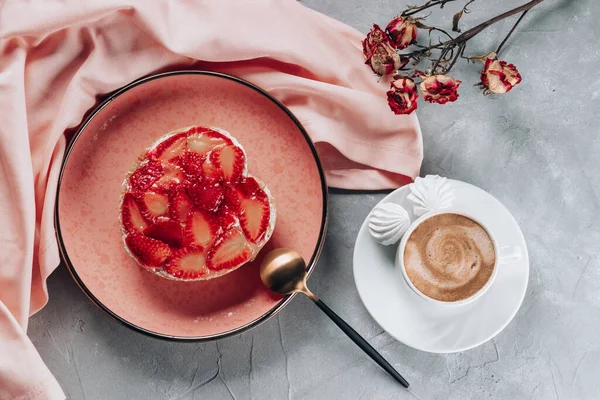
[260,248,318,301]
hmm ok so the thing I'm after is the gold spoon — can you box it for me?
[260,248,410,388]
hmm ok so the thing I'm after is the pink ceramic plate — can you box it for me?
[55,71,327,340]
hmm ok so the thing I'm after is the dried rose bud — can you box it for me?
[385,16,417,50]
[420,75,462,104]
[386,78,418,115]
[480,58,522,94]
[366,42,403,76]
[362,24,394,58]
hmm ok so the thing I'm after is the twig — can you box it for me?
[416,21,455,41]
[431,27,455,41]
[431,43,452,73]
[402,0,461,17]
[444,42,465,72]
[459,43,470,60]
[403,41,447,59]
[447,46,455,63]
[496,10,529,55]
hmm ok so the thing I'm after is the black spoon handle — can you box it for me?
[313,299,410,388]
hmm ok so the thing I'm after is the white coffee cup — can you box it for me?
[396,208,522,306]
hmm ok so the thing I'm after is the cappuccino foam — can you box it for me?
[403,213,495,302]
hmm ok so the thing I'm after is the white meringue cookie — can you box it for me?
[407,175,454,217]
[368,203,410,246]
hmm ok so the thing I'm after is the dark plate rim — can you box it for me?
[54,70,329,341]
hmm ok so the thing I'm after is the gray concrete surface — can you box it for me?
[29,0,600,399]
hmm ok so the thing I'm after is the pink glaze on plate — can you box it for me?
[56,72,326,339]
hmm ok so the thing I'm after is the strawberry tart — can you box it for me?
[119,126,276,281]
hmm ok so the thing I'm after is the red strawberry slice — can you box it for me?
[165,247,209,279]
[170,190,193,222]
[140,191,169,219]
[121,193,148,234]
[201,159,223,183]
[188,183,223,212]
[125,233,171,267]
[176,151,205,179]
[222,184,241,212]
[237,177,263,198]
[216,206,237,231]
[210,145,245,183]
[187,130,232,154]
[129,161,163,191]
[238,193,271,243]
[154,164,185,190]
[207,228,252,271]
[186,126,209,135]
[144,219,183,248]
[150,132,187,161]
[186,210,220,248]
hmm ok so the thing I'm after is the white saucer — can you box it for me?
[352,179,529,353]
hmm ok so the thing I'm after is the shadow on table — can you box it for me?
[35,263,286,396]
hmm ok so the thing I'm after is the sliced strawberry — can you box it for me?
[237,177,263,198]
[144,219,183,248]
[187,183,223,212]
[186,210,220,248]
[238,193,270,243]
[222,184,241,212]
[207,228,252,271]
[216,206,237,230]
[165,247,209,279]
[129,161,163,191]
[201,159,223,183]
[186,126,213,136]
[154,163,185,190]
[205,129,233,142]
[121,193,148,234]
[210,145,245,183]
[186,126,206,135]
[150,132,187,161]
[140,191,169,219]
[176,151,205,179]
[125,233,171,267]
[170,190,193,222]
[187,130,232,154]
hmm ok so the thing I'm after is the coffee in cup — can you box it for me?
[402,213,496,302]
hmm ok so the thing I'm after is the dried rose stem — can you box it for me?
[495,10,529,55]
[452,0,543,44]
[444,42,465,72]
[404,0,545,66]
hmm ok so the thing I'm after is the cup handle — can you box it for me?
[499,245,522,264]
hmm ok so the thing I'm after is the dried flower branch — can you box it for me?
[361,0,546,114]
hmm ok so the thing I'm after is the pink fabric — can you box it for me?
[0,0,422,398]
